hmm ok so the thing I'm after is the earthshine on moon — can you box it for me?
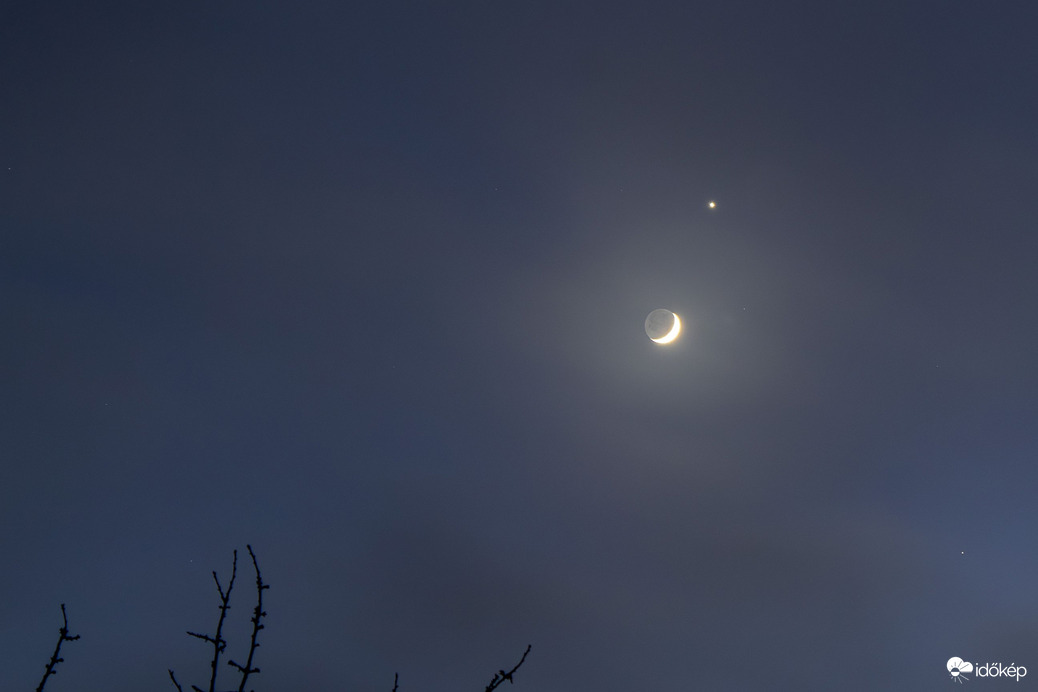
[645,309,681,344]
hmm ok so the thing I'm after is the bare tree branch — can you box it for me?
[391,672,399,692]
[484,645,532,692]
[227,544,268,692]
[169,550,239,692]
[35,604,80,692]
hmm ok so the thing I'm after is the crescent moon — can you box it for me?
[651,313,681,344]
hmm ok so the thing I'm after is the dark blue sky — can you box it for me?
[4,2,1038,690]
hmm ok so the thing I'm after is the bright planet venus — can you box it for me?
[645,309,681,344]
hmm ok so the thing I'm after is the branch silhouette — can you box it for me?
[391,646,531,692]
[170,546,267,692]
[35,603,80,692]
[227,545,268,692]
[484,645,532,692]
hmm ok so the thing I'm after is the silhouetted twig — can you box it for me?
[484,645,532,692]
[228,544,268,692]
[170,549,239,692]
[391,672,399,692]
[35,603,80,692]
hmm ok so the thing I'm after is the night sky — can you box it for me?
[4,3,1038,690]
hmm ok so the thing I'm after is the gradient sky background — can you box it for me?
[4,2,1038,690]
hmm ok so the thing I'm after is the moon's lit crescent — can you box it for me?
[651,313,681,344]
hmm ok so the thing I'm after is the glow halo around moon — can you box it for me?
[645,309,682,344]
